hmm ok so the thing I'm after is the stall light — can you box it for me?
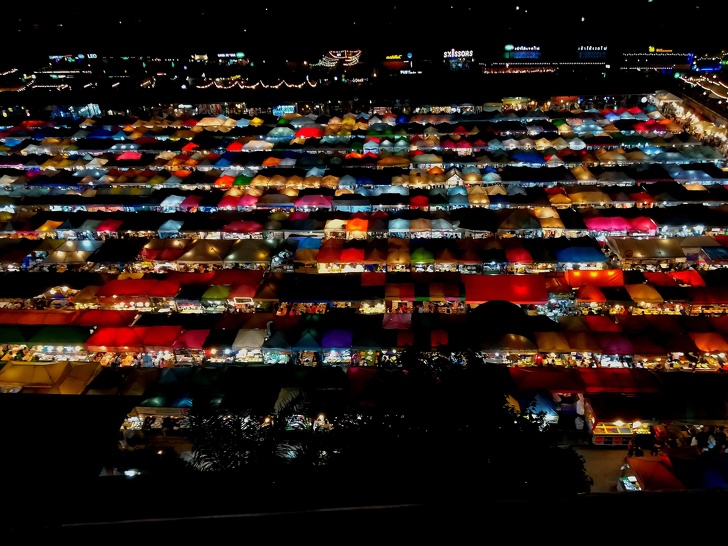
[614,420,625,427]
[632,421,642,429]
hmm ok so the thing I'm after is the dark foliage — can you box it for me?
[175,352,592,502]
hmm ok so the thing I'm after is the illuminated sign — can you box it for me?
[386,54,403,60]
[443,49,473,59]
[321,50,362,68]
[217,53,246,59]
[578,45,608,60]
[505,45,540,52]
[48,54,97,62]
[649,46,674,53]
[503,45,541,60]
[272,104,297,117]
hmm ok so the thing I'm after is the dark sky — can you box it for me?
[0,1,721,61]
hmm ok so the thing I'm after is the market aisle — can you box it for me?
[575,445,626,493]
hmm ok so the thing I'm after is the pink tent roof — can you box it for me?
[293,194,333,208]
[630,216,658,233]
[221,220,263,233]
[596,332,633,354]
[116,151,142,161]
[583,216,633,232]
[179,194,203,208]
[238,194,259,207]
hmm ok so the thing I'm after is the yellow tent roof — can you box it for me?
[49,362,103,394]
[0,361,71,390]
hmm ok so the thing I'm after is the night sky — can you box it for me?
[0,1,720,61]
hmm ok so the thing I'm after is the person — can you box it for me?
[705,430,718,453]
[161,416,174,437]
[627,436,638,457]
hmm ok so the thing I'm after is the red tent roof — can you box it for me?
[642,271,678,286]
[578,368,661,393]
[462,275,548,305]
[210,269,264,286]
[576,285,606,303]
[134,325,182,349]
[686,286,728,305]
[340,246,365,263]
[509,366,585,393]
[71,309,137,327]
[173,329,210,350]
[668,269,705,287]
[96,219,124,233]
[585,315,621,332]
[565,269,624,288]
[0,309,76,325]
[625,455,685,491]
[96,279,181,297]
[595,332,633,354]
[84,327,145,352]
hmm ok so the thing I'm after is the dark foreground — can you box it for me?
[6,474,725,540]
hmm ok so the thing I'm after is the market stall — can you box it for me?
[261,330,292,365]
[232,328,266,365]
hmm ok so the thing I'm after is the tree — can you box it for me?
[179,355,593,501]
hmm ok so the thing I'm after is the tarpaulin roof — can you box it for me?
[480,333,538,353]
[262,331,292,351]
[292,330,321,351]
[624,283,664,304]
[0,361,71,389]
[509,366,585,393]
[585,315,621,332]
[134,325,183,349]
[576,285,606,303]
[462,274,548,305]
[96,279,181,297]
[385,283,415,301]
[534,331,571,353]
[232,328,266,350]
[322,329,353,349]
[685,286,728,305]
[596,332,634,354]
[624,455,685,492]
[0,310,76,326]
[27,325,90,346]
[565,269,624,288]
[563,330,602,353]
[173,329,211,350]
[578,368,662,393]
[688,332,728,353]
[84,326,145,352]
